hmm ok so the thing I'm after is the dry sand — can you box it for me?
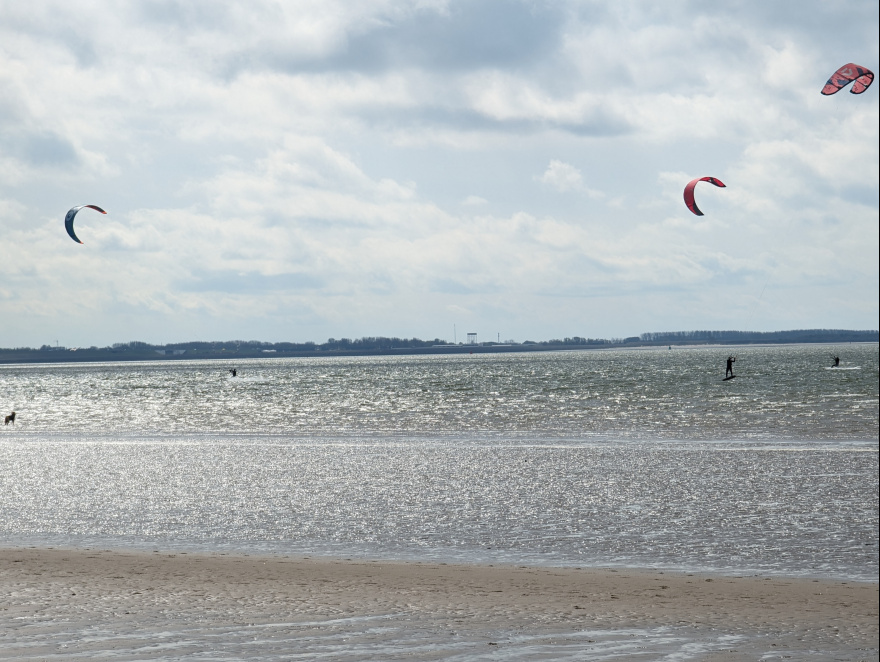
[1,547,876,661]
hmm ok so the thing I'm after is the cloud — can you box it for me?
[2,131,78,167]
[537,160,606,198]
[244,0,566,75]
[538,160,583,192]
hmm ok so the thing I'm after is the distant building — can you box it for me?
[467,333,477,345]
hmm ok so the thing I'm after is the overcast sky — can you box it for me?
[1,0,877,347]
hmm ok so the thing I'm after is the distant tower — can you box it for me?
[467,333,477,345]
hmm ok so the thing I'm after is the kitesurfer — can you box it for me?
[832,356,840,368]
[229,368,237,377]
[725,356,736,378]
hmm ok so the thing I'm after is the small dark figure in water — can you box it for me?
[229,368,237,377]
[725,356,736,378]
[4,411,15,426]
[832,356,840,367]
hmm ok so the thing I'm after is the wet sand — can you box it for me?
[1,547,877,661]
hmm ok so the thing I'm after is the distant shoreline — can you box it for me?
[1,338,876,366]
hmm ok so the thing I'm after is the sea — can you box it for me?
[1,343,877,660]
[2,342,876,580]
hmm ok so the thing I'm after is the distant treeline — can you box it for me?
[0,329,876,364]
[639,329,878,344]
[102,337,452,352]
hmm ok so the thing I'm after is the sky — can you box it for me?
[1,0,877,348]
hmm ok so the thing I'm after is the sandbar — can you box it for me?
[1,547,876,660]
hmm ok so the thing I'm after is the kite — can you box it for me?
[64,204,107,244]
[683,177,725,216]
[821,63,874,95]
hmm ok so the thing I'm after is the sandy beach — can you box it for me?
[1,548,876,661]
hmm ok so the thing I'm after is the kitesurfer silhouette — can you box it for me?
[229,368,237,377]
[832,356,840,367]
[725,356,736,378]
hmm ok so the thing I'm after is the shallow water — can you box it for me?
[1,344,877,580]
[0,616,756,661]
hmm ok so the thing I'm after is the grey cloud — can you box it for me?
[240,0,565,75]
[557,116,631,137]
[134,0,240,30]
[800,180,876,209]
[430,278,479,295]
[178,270,324,293]
[363,105,632,137]
[838,183,879,208]
[0,7,98,67]
[62,30,99,68]
[695,0,876,41]
[336,0,565,72]
[430,278,506,295]
[1,130,78,167]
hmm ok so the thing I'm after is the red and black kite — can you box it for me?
[821,63,874,95]
[683,177,726,216]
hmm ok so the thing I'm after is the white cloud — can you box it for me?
[537,160,606,198]
[537,160,583,192]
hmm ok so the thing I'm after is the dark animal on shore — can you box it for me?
[4,412,15,426]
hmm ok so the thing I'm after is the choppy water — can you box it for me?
[1,344,877,580]
[2,344,877,438]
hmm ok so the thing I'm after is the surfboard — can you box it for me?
[723,375,736,381]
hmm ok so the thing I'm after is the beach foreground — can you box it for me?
[1,548,876,661]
